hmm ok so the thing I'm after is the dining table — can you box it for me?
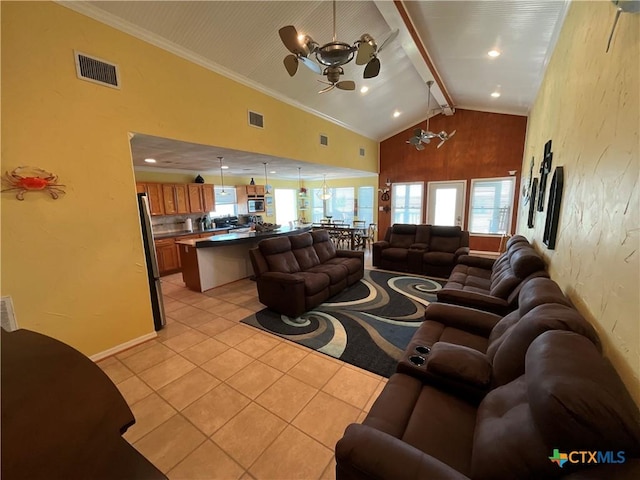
[312,222,367,250]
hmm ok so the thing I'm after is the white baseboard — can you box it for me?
[90,331,158,362]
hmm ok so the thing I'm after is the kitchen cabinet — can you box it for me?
[244,185,265,197]
[136,182,165,216]
[154,238,180,275]
[162,184,189,215]
[188,184,215,213]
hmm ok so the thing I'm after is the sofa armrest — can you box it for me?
[454,246,470,258]
[426,343,492,388]
[336,249,365,260]
[424,303,502,336]
[457,255,496,269]
[437,289,510,315]
[409,243,429,250]
[336,423,470,480]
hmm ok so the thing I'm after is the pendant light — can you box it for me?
[263,162,271,194]
[317,174,332,200]
[298,167,306,196]
[218,156,228,195]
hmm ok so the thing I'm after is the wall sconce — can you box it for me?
[378,178,391,201]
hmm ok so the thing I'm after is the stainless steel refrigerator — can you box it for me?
[137,193,166,331]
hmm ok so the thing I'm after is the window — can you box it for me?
[391,182,424,224]
[274,189,297,226]
[210,186,236,217]
[468,177,515,234]
[311,187,355,223]
[358,186,374,225]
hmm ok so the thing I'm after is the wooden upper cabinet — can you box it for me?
[141,183,165,216]
[135,182,146,194]
[174,185,189,214]
[245,185,265,196]
[202,184,215,212]
[162,184,177,215]
[188,184,204,213]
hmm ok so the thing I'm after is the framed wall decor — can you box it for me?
[537,140,553,212]
[527,178,538,228]
[543,166,564,249]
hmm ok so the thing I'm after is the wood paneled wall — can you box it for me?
[378,109,527,251]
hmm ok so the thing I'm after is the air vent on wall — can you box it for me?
[320,134,329,147]
[74,51,120,89]
[248,111,264,128]
[359,147,366,157]
[1,296,18,332]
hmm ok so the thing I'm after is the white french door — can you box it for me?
[426,180,466,227]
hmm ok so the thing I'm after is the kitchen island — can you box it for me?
[176,225,312,292]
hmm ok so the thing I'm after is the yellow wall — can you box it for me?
[517,2,639,402]
[1,1,377,356]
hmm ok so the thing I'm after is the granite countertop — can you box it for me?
[153,227,231,240]
[175,225,312,248]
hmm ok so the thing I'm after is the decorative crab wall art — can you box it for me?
[1,166,66,200]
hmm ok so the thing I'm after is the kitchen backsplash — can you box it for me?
[151,213,210,235]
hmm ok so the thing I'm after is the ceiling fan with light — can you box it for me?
[407,81,457,150]
[278,0,398,93]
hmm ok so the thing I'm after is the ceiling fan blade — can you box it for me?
[377,29,399,54]
[283,55,298,77]
[437,139,446,148]
[449,130,457,138]
[355,38,376,65]
[416,143,426,151]
[413,128,423,138]
[363,57,381,79]
[318,84,335,94]
[408,137,421,145]
[279,25,301,54]
[336,80,356,91]
[423,137,431,144]
[298,56,322,74]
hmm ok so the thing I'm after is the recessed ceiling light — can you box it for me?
[488,50,500,57]
[270,170,276,174]
[491,91,501,98]
[221,165,229,169]
[144,158,156,163]
[393,110,401,118]
[360,86,369,93]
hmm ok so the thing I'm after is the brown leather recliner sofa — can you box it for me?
[249,229,364,318]
[396,277,600,402]
[373,224,470,277]
[336,330,640,479]
[436,234,548,315]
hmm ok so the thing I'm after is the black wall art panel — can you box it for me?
[527,178,538,228]
[543,166,564,249]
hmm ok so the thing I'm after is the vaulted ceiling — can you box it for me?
[62,1,570,177]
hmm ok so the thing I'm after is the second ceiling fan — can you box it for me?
[278,0,398,93]
[407,81,457,150]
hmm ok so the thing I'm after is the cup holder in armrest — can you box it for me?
[408,355,426,366]
[415,345,431,355]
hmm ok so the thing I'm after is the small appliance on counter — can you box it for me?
[237,214,263,225]
[213,216,239,229]
[185,218,193,232]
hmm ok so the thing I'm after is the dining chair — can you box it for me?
[364,223,377,250]
[352,220,367,249]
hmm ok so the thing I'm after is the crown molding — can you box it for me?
[57,1,377,141]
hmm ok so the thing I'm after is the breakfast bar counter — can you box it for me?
[176,225,312,292]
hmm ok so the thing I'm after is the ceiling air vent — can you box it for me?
[359,147,366,157]
[74,51,120,89]
[320,134,329,147]
[248,111,264,128]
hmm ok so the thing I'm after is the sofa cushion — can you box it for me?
[487,304,601,387]
[423,252,456,266]
[381,247,410,261]
[518,277,572,314]
[289,232,321,270]
[311,229,337,263]
[389,224,417,248]
[295,271,330,296]
[429,226,463,253]
[325,257,362,275]
[414,224,431,244]
[259,237,301,274]
[489,269,520,299]
[510,247,546,278]
[471,376,556,480]
[307,264,348,284]
[527,331,640,457]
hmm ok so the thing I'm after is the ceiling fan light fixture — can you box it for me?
[393,110,401,118]
[491,91,501,98]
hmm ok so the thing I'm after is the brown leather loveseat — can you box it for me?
[336,330,640,479]
[373,224,469,277]
[437,234,548,314]
[249,230,364,318]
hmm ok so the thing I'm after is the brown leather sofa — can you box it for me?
[249,229,364,317]
[396,277,600,401]
[373,224,470,277]
[336,330,640,479]
[436,234,548,314]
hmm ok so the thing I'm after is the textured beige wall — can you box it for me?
[517,2,639,402]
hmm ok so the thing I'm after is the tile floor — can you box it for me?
[98,252,386,479]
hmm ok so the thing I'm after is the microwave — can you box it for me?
[248,199,265,213]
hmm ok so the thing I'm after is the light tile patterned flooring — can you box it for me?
[98,253,386,480]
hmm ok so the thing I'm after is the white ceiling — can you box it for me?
[62,0,569,178]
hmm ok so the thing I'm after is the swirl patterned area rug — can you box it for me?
[241,269,445,377]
